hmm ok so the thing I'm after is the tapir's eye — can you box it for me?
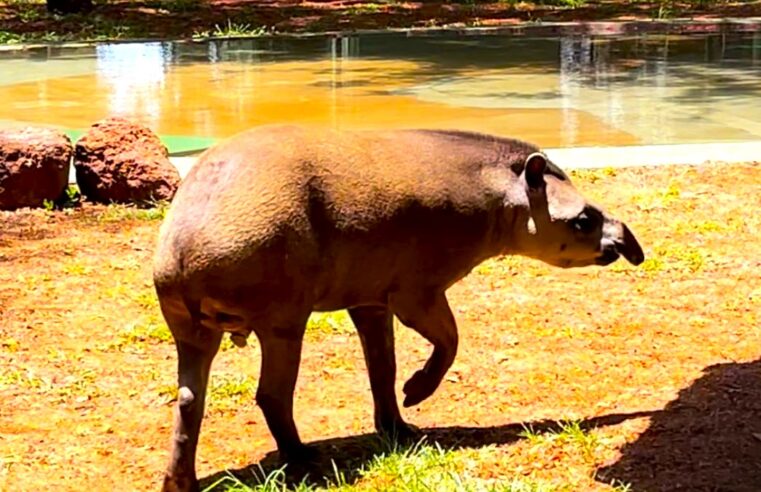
[572,213,597,234]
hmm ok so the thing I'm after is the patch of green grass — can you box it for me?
[1,338,21,353]
[208,374,257,412]
[636,257,664,273]
[132,288,160,310]
[55,368,101,402]
[105,317,173,352]
[612,243,706,276]
[204,440,561,491]
[15,272,53,289]
[474,255,528,277]
[1,15,142,44]
[569,169,601,185]
[193,19,272,40]
[76,15,140,40]
[632,182,681,211]
[96,202,169,222]
[156,382,179,404]
[346,2,385,14]
[144,0,202,13]
[0,369,48,391]
[611,255,663,274]
[15,3,46,23]
[156,369,256,407]
[654,0,675,19]
[567,167,618,185]
[203,468,318,492]
[60,185,82,208]
[62,259,91,276]
[552,420,601,461]
[673,218,743,235]
[307,311,354,337]
[0,30,25,44]
[534,0,586,7]
[519,420,601,463]
[654,244,706,273]
[610,483,632,492]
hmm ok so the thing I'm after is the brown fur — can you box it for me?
[153,125,644,491]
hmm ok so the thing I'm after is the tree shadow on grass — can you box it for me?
[199,409,655,490]
[596,359,761,492]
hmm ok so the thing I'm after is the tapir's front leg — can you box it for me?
[389,291,459,408]
[163,334,223,492]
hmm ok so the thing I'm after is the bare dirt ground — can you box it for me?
[1,0,761,42]
[1,162,760,491]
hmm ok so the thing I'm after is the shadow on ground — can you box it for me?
[199,410,654,489]
[201,358,761,490]
[596,359,761,492]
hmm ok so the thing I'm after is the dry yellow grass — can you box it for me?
[1,162,759,491]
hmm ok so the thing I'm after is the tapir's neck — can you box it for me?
[475,163,532,259]
[474,197,527,262]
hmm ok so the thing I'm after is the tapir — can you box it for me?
[152,124,645,491]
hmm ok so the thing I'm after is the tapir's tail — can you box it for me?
[155,279,250,348]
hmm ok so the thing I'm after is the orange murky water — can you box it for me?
[2,32,761,150]
[0,58,638,148]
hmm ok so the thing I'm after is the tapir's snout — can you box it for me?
[600,220,645,266]
[613,223,645,266]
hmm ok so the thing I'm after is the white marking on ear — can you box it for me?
[526,151,548,162]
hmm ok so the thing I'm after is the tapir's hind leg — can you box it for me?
[348,306,418,442]
[389,292,459,408]
[255,319,316,462]
[162,315,223,492]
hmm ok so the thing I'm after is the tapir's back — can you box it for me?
[154,125,538,294]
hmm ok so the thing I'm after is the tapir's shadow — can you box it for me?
[199,411,653,490]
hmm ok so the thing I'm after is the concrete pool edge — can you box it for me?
[3,16,761,52]
[64,140,753,184]
[545,141,761,169]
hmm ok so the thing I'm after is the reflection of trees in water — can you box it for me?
[179,32,761,103]
[95,42,173,128]
[87,32,761,142]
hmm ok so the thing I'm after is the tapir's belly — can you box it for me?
[307,238,482,312]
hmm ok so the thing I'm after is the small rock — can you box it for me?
[0,126,72,211]
[74,117,180,204]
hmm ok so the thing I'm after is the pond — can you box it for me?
[1,31,761,155]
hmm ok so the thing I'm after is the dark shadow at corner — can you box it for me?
[199,409,654,490]
[596,359,761,492]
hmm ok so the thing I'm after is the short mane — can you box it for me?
[414,129,569,181]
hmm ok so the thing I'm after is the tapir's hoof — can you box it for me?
[280,443,320,464]
[378,421,421,445]
[402,370,439,408]
[161,474,199,492]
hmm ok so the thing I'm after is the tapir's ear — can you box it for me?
[524,152,547,191]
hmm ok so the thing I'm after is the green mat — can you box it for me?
[64,129,218,156]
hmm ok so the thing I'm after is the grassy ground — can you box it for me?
[1,162,760,491]
[1,0,761,44]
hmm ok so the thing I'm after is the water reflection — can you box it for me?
[96,43,171,129]
[1,31,760,149]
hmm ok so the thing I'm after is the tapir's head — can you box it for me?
[510,152,645,268]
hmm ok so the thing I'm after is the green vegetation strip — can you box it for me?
[64,129,217,156]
